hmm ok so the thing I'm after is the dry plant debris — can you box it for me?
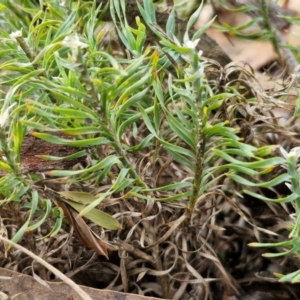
[0,267,165,300]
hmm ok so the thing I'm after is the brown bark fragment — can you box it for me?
[0,134,85,177]
[0,268,166,300]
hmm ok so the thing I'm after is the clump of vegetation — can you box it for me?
[0,0,300,299]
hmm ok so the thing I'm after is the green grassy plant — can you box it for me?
[1,0,300,293]
[213,0,300,283]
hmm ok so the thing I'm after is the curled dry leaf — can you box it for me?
[55,199,109,260]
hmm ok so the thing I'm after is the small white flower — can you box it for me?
[185,38,201,50]
[10,30,22,41]
[62,36,88,49]
[287,147,300,158]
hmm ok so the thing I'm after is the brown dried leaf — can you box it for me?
[0,268,166,300]
[56,200,109,259]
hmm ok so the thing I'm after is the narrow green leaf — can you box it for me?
[116,87,149,119]
[10,191,38,248]
[243,190,298,203]
[138,105,157,136]
[165,112,195,149]
[48,207,64,237]
[142,0,156,23]
[184,1,204,43]
[126,134,154,152]
[52,107,97,120]
[58,191,96,204]
[143,181,192,192]
[161,140,195,159]
[27,199,52,231]
[45,155,120,176]
[166,8,176,37]
[36,150,87,161]
[110,168,129,191]
[57,128,101,136]
[214,149,285,167]
[262,250,292,258]
[31,132,110,147]
[228,173,291,188]
[155,191,191,202]
[192,16,216,41]
[276,270,300,283]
